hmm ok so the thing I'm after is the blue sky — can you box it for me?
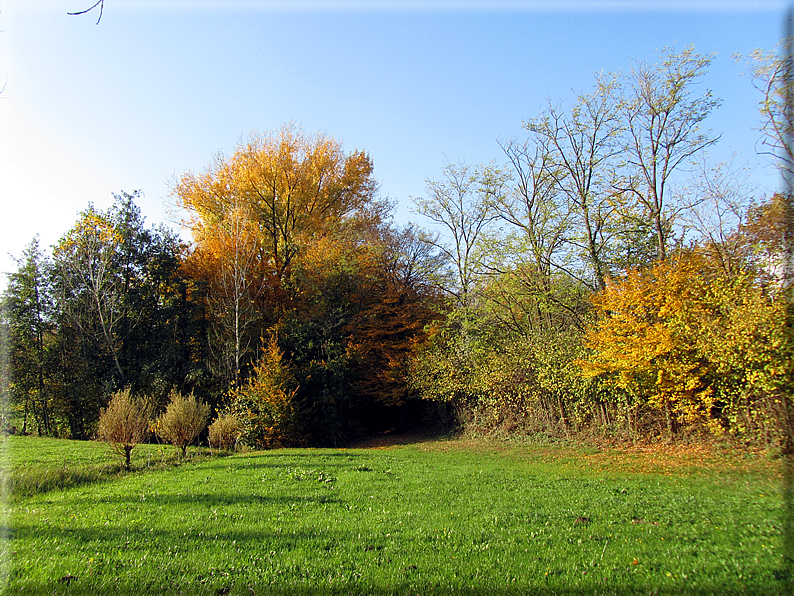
[0,1,787,287]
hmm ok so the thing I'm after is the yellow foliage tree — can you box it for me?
[227,337,298,448]
[172,123,377,280]
[579,252,716,437]
[581,248,792,443]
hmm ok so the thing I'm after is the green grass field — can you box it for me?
[0,434,786,595]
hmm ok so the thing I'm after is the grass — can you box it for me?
[0,434,786,595]
[0,435,220,499]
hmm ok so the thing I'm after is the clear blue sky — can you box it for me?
[0,1,787,287]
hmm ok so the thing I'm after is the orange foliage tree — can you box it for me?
[172,126,441,444]
[172,124,378,389]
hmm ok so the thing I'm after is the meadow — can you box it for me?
[0,434,786,595]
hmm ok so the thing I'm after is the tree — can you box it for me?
[53,203,126,381]
[50,192,201,437]
[97,387,151,470]
[412,160,503,307]
[173,124,377,282]
[518,73,624,291]
[742,41,794,180]
[741,40,794,297]
[156,390,210,458]
[618,45,721,261]
[579,238,792,444]
[183,202,265,388]
[4,237,55,435]
[227,337,298,448]
[579,252,715,439]
[174,125,379,394]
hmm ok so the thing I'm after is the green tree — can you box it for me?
[4,237,55,435]
[50,192,201,437]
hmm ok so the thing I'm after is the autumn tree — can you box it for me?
[156,390,210,458]
[279,209,441,444]
[174,125,379,394]
[579,252,715,439]
[173,123,377,282]
[580,222,792,446]
[227,337,298,448]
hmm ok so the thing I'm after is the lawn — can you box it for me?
[0,434,786,595]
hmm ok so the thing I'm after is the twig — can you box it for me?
[67,0,104,25]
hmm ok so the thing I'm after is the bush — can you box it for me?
[208,413,241,451]
[97,387,152,470]
[156,390,210,457]
[228,338,298,448]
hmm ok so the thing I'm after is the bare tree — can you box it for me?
[412,160,503,307]
[618,45,721,261]
[521,73,625,290]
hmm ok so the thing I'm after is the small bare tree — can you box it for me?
[156,390,210,458]
[97,387,151,471]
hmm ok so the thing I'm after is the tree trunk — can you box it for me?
[664,401,675,443]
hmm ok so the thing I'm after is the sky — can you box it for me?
[0,0,788,289]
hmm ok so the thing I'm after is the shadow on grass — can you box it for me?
[2,464,123,500]
[4,449,236,500]
[83,492,341,508]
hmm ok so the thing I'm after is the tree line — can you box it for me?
[2,45,792,449]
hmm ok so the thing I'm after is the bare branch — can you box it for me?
[68,0,104,25]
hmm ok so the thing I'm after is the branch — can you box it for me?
[68,0,104,25]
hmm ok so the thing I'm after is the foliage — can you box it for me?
[96,387,152,470]
[174,123,377,282]
[410,268,591,439]
[155,389,210,457]
[580,253,715,434]
[45,191,204,439]
[580,246,792,444]
[227,337,299,448]
[3,236,56,436]
[207,412,241,451]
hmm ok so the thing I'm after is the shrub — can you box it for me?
[97,387,152,470]
[228,337,298,448]
[156,390,210,458]
[208,413,241,451]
